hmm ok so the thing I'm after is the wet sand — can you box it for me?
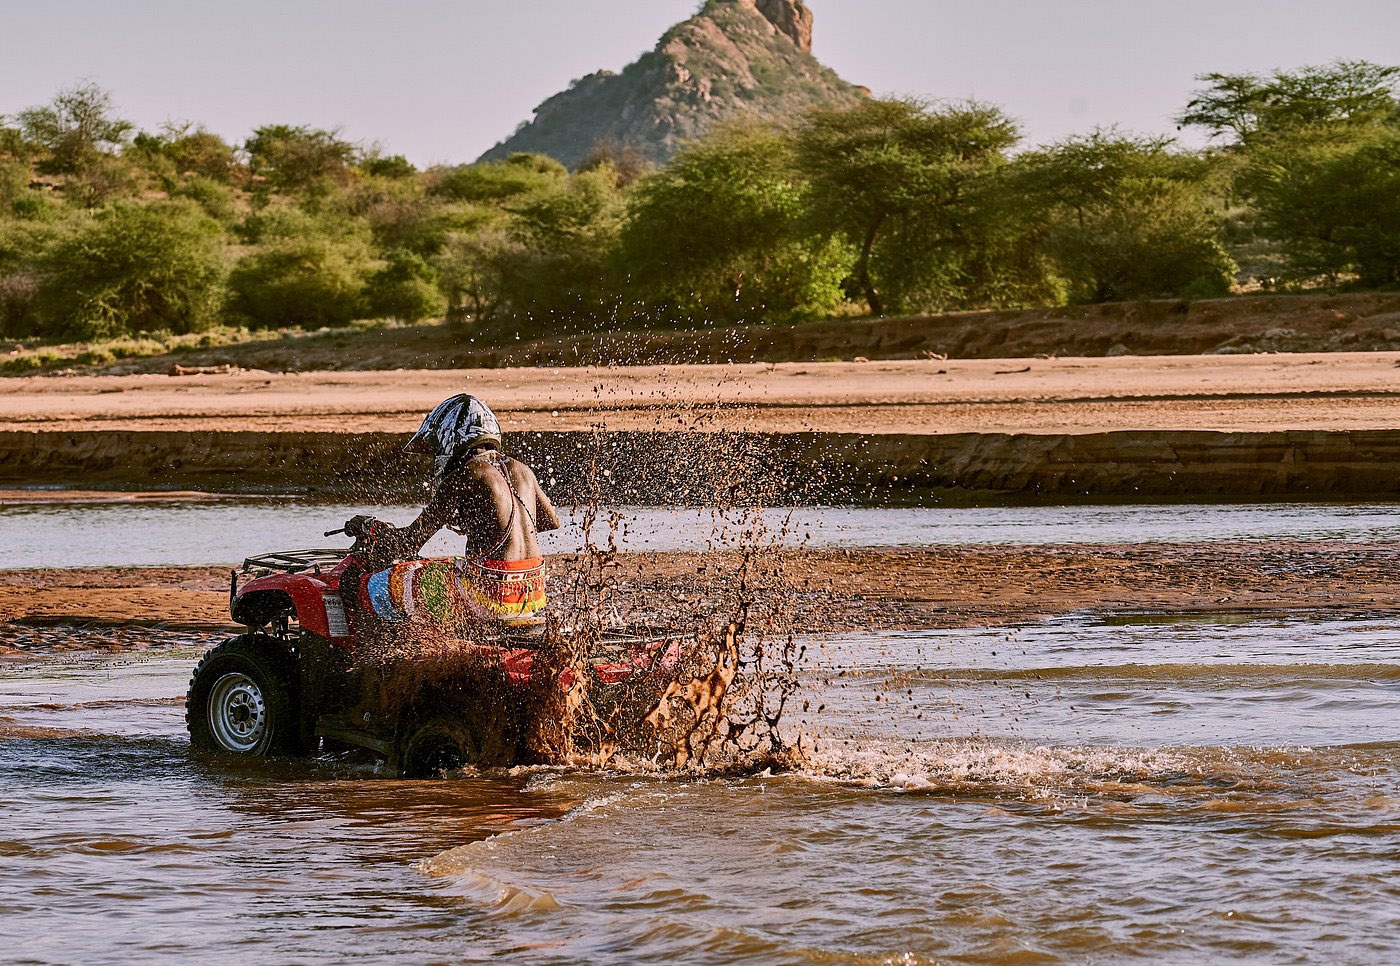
[3,542,1395,654]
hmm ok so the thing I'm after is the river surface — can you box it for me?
[3,612,1398,963]
[3,498,1400,568]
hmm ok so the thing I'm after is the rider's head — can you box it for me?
[405,394,502,481]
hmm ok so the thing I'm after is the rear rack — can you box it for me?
[242,548,348,574]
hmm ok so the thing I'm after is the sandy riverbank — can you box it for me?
[2,542,1394,654]
[3,352,1398,435]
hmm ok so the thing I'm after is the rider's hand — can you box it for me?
[344,514,378,538]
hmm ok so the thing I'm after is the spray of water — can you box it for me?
[353,373,819,775]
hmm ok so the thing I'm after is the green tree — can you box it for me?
[245,124,355,193]
[33,201,225,337]
[1015,131,1236,301]
[432,222,515,323]
[619,124,849,321]
[494,164,624,326]
[16,82,133,175]
[1179,61,1398,146]
[1181,60,1400,286]
[794,98,1027,315]
[1248,127,1400,286]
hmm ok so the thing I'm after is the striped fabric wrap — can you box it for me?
[362,557,546,629]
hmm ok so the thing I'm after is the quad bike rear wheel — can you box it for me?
[398,716,482,778]
[187,635,301,756]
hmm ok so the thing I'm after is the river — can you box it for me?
[3,497,1400,568]
[3,496,1399,961]
[3,609,1398,963]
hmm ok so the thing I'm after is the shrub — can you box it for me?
[33,201,225,337]
[619,125,850,321]
[226,235,374,328]
[364,250,445,322]
[1015,132,1236,301]
[360,153,416,179]
[427,153,567,204]
[170,175,236,223]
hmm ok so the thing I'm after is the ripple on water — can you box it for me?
[2,613,1399,963]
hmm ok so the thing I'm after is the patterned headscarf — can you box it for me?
[404,394,503,480]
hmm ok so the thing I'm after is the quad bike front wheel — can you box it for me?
[187,635,300,756]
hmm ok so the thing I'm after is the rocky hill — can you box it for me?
[478,0,864,168]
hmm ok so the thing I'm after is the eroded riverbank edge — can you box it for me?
[3,542,1395,655]
[4,428,1400,502]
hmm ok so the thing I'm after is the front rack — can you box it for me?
[242,548,349,574]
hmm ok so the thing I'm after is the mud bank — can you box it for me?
[4,428,1400,502]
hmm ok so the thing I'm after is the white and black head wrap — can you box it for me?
[405,394,503,481]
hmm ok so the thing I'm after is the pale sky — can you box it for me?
[2,0,1397,165]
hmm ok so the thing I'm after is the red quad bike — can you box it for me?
[185,517,685,776]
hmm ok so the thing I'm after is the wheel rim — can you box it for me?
[207,671,269,753]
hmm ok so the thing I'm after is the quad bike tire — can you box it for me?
[187,634,303,757]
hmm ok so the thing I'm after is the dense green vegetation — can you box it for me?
[1,63,1396,344]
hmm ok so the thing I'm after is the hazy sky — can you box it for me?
[3,0,1397,165]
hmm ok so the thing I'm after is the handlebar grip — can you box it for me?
[324,527,347,537]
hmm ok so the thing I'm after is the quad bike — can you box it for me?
[185,516,686,776]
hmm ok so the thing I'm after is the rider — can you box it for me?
[352,394,561,631]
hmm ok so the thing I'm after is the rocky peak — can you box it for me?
[755,0,814,52]
[478,0,858,168]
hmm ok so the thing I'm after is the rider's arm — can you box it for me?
[379,490,453,559]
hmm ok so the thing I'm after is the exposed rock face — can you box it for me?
[757,0,814,52]
[478,0,861,169]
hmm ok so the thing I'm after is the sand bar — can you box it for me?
[2,352,1399,435]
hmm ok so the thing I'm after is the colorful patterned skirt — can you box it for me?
[361,557,547,631]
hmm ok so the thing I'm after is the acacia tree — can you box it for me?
[16,82,133,174]
[245,124,356,193]
[1178,61,1399,146]
[1180,60,1400,286]
[794,98,1024,315]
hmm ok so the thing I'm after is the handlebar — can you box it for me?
[324,527,347,537]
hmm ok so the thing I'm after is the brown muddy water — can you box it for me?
[3,613,1399,963]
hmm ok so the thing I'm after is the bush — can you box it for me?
[360,154,416,179]
[226,235,374,327]
[364,250,445,322]
[427,153,567,204]
[619,125,850,321]
[32,201,225,337]
[170,175,236,223]
[1016,132,1236,301]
